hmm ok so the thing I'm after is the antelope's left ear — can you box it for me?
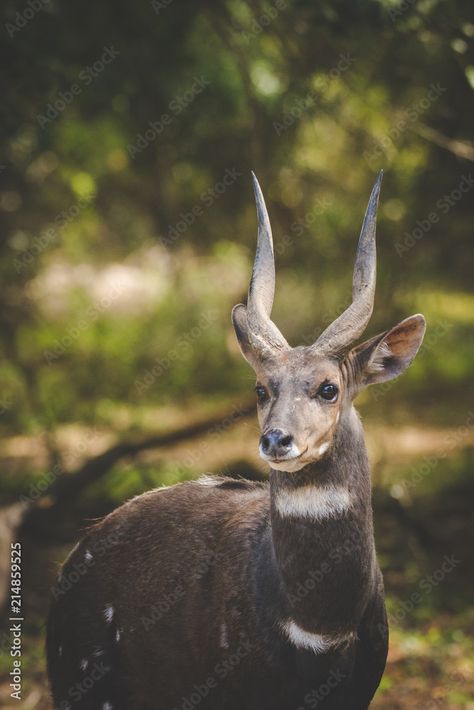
[348,314,426,392]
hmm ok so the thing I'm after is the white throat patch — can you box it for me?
[274,485,351,521]
[281,619,354,654]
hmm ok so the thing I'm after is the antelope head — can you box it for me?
[232,173,426,473]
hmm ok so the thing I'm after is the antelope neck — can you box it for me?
[268,407,376,637]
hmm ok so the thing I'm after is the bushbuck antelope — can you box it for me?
[47,172,426,709]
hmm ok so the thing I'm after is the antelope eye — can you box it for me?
[318,383,339,402]
[255,385,268,403]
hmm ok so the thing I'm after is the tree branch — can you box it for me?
[46,400,255,505]
[413,124,474,161]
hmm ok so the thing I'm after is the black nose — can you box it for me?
[260,429,294,458]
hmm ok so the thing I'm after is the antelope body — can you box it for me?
[47,173,425,709]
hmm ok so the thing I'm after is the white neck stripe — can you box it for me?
[281,620,354,654]
[274,485,351,521]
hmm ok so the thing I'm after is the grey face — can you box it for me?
[233,174,426,473]
[253,349,343,472]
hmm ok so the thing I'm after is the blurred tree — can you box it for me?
[0,0,473,438]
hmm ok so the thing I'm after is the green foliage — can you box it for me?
[0,0,472,437]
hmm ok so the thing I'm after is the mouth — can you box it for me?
[267,447,308,465]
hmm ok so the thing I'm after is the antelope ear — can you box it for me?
[232,304,260,369]
[348,314,426,391]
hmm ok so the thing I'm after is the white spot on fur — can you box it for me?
[104,604,114,623]
[281,620,333,654]
[219,622,229,649]
[80,658,88,671]
[196,474,219,486]
[281,620,354,654]
[92,646,104,657]
[317,442,330,456]
[103,703,113,710]
[274,485,351,521]
[58,644,62,657]
[115,628,121,642]
[259,441,304,473]
[84,549,93,562]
